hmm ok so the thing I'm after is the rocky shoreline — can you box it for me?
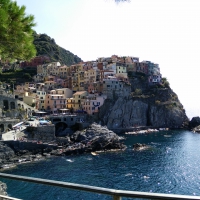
[0,123,126,171]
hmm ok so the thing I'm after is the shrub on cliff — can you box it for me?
[155,100,161,105]
[162,77,170,88]
[135,89,142,95]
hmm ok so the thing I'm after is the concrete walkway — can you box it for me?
[1,119,40,141]
[2,126,26,141]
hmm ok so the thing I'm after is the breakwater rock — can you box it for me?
[133,143,150,151]
[192,125,200,133]
[189,117,200,129]
[69,123,125,152]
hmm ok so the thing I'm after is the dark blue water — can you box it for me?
[2,130,200,200]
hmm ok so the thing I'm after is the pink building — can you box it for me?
[45,93,66,113]
[82,94,107,115]
[44,88,72,113]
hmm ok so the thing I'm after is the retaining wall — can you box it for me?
[26,125,55,142]
[2,140,58,151]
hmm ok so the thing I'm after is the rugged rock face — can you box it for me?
[98,87,189,129]
[70,123,125,151]
[0,181,7,196]
[192,125,200,133]
[189,117,200,129]
[0,142,15,160]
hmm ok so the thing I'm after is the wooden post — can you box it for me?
[113,195,121,200]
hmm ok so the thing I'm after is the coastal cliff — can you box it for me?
[98,76,189,129]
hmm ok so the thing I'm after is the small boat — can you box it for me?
[164,135,171,137]
[66,159,74,162]
[91,152,98,156]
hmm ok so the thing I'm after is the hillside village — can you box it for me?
[12,55,162,116]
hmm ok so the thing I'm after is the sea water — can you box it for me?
[2,130,200,200]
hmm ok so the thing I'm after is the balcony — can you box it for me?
[0,173,199,200]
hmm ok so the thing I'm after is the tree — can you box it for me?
[0,0,36,61]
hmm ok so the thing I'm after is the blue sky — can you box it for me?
[16,0,200,119]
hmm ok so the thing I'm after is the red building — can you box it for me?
[20,56,50,68]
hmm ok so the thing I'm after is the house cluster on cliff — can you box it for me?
[14,55,162,115]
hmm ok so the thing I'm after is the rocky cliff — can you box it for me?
[98,76,189,129]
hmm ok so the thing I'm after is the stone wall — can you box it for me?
[0,90,17,112]
[2,140,58,151]
[26,125,55,142]
[0,118,20,133]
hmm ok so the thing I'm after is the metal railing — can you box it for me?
[0,173,200,200]
[0,195,21,200]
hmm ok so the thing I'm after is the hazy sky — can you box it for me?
[16,0,200,119]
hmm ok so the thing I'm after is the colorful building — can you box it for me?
[44,88,72,113]
[82,94,107,115]
[66,91,88,111]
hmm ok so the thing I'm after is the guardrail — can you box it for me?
[0,195,21,200]
[0,173,200,200]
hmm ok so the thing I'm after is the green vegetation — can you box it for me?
[134,89,142,95]
[0,68,37,83]
[33,32,82,66]
[155,100,161,105]
[162,77,170,88]
[0,0,36,61]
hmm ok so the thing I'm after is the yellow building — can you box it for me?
[84,69,97,85]
[23,92,37,107]
[70,65,79,92]
[47,62,61,76]
[66,91,87,111]
[59,65,68,78]
[77,64,85,91]
[44,81,57,91]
